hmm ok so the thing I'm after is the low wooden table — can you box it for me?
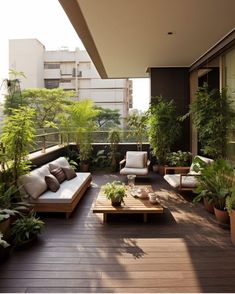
[92,185,164,223]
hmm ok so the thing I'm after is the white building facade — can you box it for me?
[9,39,133,126]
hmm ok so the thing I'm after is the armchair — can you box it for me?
[119,151,150,176]
[163,155,213,191]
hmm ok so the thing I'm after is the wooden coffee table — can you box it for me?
[92,185,163,223]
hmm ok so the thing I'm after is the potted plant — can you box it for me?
[0,232,11,262]
[108,128,121,172]
[79,140,92,172]
[226,188,235,245]
[194,159,234,224]
[147,96,181,175]
[10,213,44,248]
[167,151,191,169]
[103,181,127,207]
[189,83,235,159]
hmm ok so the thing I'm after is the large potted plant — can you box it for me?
[190,83,235,159]
[147,96,181,175]
[166,150,192,173]
[194,159,234,224]
[10,213,44,248]
[103,181,127,207]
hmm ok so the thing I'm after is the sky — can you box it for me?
[0,0,150,111]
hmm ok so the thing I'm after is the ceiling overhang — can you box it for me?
[59,0,235,79]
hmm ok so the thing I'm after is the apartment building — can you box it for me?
[9,39,133,126]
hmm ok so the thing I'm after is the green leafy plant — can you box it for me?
[10,213,44,245]
[147,96,181,165]
[167,150,192,167]
[0,232,10,248]
[103,181,127,205]
[194,159,235,210]
[226,188,235,213]
[190,83,235,158]
[1,106,35,186]
[126,111,148,151]
[91,149,111,170]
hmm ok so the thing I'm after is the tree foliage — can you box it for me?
[94,106,121,129]
[22,88,75,131]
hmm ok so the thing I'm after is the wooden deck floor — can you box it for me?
[1,172,235,293]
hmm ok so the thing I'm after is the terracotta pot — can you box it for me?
[15,235,38,250]
[214,207,230,226]
[203,198,214,214]
[229,209,235,245]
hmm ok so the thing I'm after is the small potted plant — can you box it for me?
[10,213,44,248]
[103,181,127,207]
[167,150,191,172]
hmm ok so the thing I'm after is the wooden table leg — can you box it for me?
[143,213,147,223]
[103,213,107,223]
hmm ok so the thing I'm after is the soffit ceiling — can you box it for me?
[59,0,235,78]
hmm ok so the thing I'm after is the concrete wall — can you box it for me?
[9,39,44,89]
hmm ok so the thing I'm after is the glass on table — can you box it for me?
[127,174,136,189]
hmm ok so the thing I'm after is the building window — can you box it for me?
[223,47,235,161]
[45,79,60,89]
[44,63,60,69]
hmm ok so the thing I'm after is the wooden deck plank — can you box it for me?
[1,172,235,293]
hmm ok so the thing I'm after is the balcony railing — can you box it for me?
[34,130,149,153]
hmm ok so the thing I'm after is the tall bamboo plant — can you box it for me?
[190,83,235,159]
[147,96,181,165]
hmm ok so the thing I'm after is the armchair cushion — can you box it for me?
[125,151,147,168]
[164,174,198,189]
[120,167,149,176]
[189,155,214,175]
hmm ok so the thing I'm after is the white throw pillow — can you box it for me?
[21,165,51,199]
[125,152,145,169]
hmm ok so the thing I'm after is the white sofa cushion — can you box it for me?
[20,165,51,199]
[49,157,71,171]
[164,174,198,189]
[30,173,91,204]
[125,151,147,168]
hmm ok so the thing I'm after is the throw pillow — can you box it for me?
[45,175,60,192]
[62,166,77,180]
[126,152,145,168]
[50,167,66,183]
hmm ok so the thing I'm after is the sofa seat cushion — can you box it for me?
[30,173,91,204]
[164,174,198,189]
[120,167,148,176]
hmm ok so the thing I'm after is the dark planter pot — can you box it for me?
[158,165,166,176]
[80,162,89,172]
[15,235,38,250]
[229,209,235,246]
[214,207,230,226]
[0,246,12,263]
[203,198,214,214]
[111,201,121,207]
[152,165,158,173]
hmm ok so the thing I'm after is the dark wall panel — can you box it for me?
[149,67,190,151]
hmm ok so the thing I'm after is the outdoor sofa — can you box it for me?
[19,157,92,218]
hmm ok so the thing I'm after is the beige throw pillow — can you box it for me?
[125,152,145,168]
[62,166,77,180]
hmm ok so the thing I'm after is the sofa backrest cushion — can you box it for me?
[125,151,147,169]
[49,157,70,171]
[45,174,60,192]
[21,165,51,199]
